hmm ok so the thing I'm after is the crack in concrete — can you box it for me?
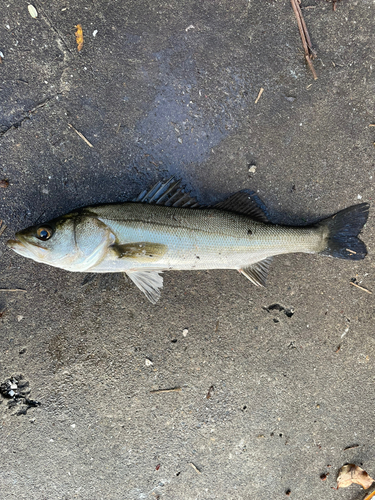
[33,0,73,58]
[0,94,62,137]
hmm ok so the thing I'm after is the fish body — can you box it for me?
[82,203,326,273]
[7,178,369,303]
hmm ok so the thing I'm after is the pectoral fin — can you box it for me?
[126,270,163,304]
[112,242,167,262]
[239,258,273,287]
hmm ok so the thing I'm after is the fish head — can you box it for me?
[7,212,115,271]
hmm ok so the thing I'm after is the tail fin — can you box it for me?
[319,203,369,260]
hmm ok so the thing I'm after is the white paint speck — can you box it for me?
[92,30,98,37]
[182,328,188,337]
[0,51,4,59]
[70,424,76,428]
[17,315,23,322]
[357,194,363,199]
[341,327,349,338]
[186,25,195,32]
[145,358,153,367]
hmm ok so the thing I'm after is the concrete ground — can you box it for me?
[0,0,374,499]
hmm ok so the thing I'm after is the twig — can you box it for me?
[68,123,94,148]
[0,289,27,292]
[350,282,372,295]
[150,387,182,394]
[344,444,359,450]
[330,0,342,12]
[254,87,264,104]
[290,0,318,80]
[369,124,375,127]
[0,224,7,236]
[189,462,201,474]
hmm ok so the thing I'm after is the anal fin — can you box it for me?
[239,257,273,287]
[126,270,163,304]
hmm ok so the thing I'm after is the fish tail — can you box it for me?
[318,203,369,260]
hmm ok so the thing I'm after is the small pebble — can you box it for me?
[0,51,4,60]
[17,315,24,322]
[357,194,362,200]
[9,383,17,390]
[182,328,188,337]
[70,424,76,428]
[93,30,98,37]
[177,137,183,144]
[8,390,15,397]
[28,4,38,18]
[0,179,9,188]
[145,358,153,367]
[248,165,257,174]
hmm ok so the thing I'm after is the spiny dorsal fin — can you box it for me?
[239,257,273,287]
[134,177,200,208]
[215,191,268,222]
[126,270,163,304]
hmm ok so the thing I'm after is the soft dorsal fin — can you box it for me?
[214,191,269,222]
[126,270,164,304]
[134,177,200,208]
[239,257,273,287]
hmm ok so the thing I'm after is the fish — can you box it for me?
[7,178,369,304]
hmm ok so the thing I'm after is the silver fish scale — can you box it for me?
[89,203,325,273]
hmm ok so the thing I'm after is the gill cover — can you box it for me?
[71,216,115,271]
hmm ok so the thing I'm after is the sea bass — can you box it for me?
[7,178,369,303]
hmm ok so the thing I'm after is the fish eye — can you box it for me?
[36,226,53,241]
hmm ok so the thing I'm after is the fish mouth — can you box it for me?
[7,237,45,251]
[6,238,23,250]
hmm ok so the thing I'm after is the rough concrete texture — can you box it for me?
[0,0,374,499]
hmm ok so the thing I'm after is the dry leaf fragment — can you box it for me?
[337,464,375,490]
[75,24,84,51]
[0,180,9,188]
[206,385,215,399]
